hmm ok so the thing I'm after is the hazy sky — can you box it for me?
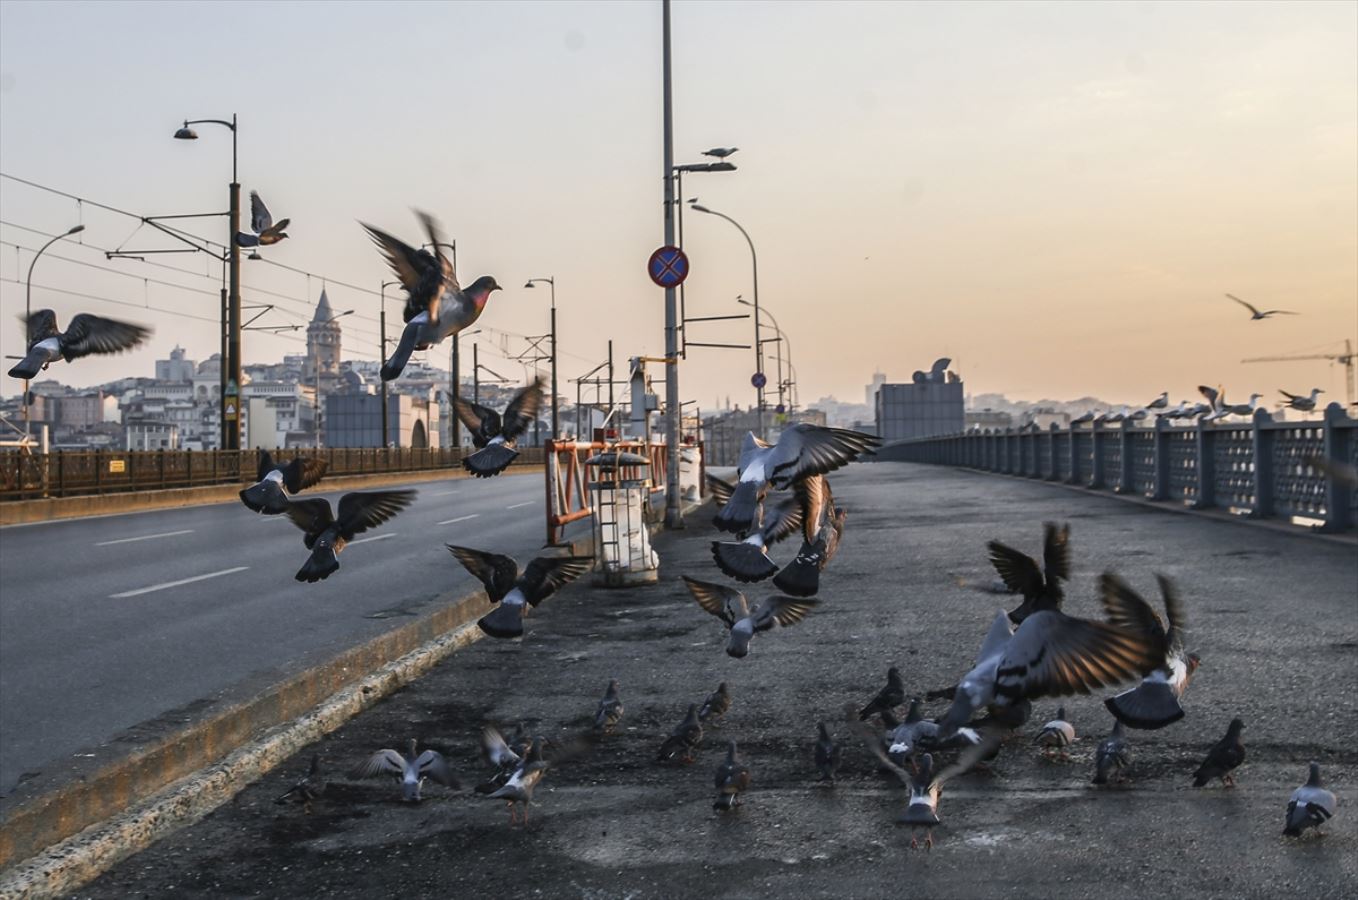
[1,0,1354,412]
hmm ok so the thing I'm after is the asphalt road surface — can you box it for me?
[70,463,1357,899]
[0,471,562,797]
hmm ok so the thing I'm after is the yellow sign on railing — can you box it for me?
[108,459,126,474]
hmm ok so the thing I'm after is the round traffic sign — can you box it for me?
[775,403,786,414]
[751,372,767,389]
[648,245,690,288]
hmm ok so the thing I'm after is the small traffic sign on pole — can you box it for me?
[751,372,767,389]
[648,245,690,288]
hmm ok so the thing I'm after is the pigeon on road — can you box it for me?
[1279,388,1323,412]
[455,378,544,477]
[475,725,523,795]
[1284,763,1337,837]
[275,754,326,813]
[859,666,906,722]
[447,546,593,639]
[714,425,879,534]
[985,522,1071,625]
[886,699,981,768]
[8,309,151,380]
[710,491,803,582]
[681,576,818,658]
[897,752,943,850]
[594,680,625,734]
[772,475,847,598]
[815,722,843,783]
[1193,718,1246,788]
[350,738,459,802]
[657,704,704,764]
[1226,293,1298,320]
[487,737,549,825]
[1093,721,1131,785]
[713,740,752,811]
[284,490,415,582]
[239,449,328,514]
[699,682,732,723]
[1104,573,1200,730]
[1034,707,1076,759]
[234,191,290,247]
[362,211,502,381]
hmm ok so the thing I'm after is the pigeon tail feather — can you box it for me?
[380,322,420,381]
[1104,682,1185,730]
[771,554,821,597]
[7,348,46,380]
[711,541,779,582]
[462,443,520,478]
[295,552,339,583]
[713,793,739,811]
[477,602,525,639]
[240,481,290,515]
[713,481,760,534]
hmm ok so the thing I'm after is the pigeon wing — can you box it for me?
[250,191,273,233]
[765,425,880,489]
[756,595,819,630]
[415,750,459,788]
[349,748,406,780]
[1098,572,1167,644]
[360,223,442,321]
[987,541,1043,599]
[284,498,335,548]
[453,397,496,433]
[681,575,746,627]
[975,609,1015,664]
[996,610,1163,700]
[1154,573,1187,651]
[23,309,60,348]
[500,378,545,442]
[416,209,459,293]
[447,545,520,601]
[335,489,416,541]
[481,725,521,768]
[517,555,593,606]
[1042,522,1071,584]
[256,449,276,482]
[736,431,771,474]
[60,314,151,359]
[761,495,805,546]
[706,474,735,507]
[283,456,329,493]
[793,475,828,545]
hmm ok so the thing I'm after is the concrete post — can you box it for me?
[1151,416,1169,501]
[1320,402,1352,532]
[1250,407,1274,518]
[1116,420,1133,494]
[1090,422,1105,489]
[1194,418,1215,509]
[1067,426,1080,484]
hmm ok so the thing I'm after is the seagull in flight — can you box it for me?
[1226,293,1297,320]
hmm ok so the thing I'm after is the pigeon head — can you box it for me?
[1226,717,1245,736]
[1185,653,1203,675]
[467,276,502,297]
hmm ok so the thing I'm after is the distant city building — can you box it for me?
[865,370,887,407]
[126,419,179,450]
[325,392,441,449]
[305,289,343,390]
[965,408,1014,431]
[155,345,196,382]
[875,359,965,442]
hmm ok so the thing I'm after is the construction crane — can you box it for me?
[1241,338,1355,406]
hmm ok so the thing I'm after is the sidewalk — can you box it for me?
[65,462,1358,899]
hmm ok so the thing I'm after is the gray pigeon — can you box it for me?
[594,680,624,734]
[455,377,544,477]
[284,490,415,582]
[713,740,752,811]
[657,704,704,764]
[896,752,943,850]
[699,682,732,723]
[474,724,523,794]
[937,577,1168,739]
[772,475,847,598]
[1226,293,1298,320]
[859,666,906,722]
[1104,573,1201,730]
[815,722,842,783]
[1092,721,1131,785]
[8,309,151,380]
[714,424,879,534]
[886,698,981,769]
[710,492,803,582]
[1034,707,1076,759]
[234,190,290,247]
[1284,763,1337,837]
[350,738,459,801]
[239,449,328,515]
[487,737,548,825]
[682,576,818,658]
[1192,718,1246,788]
[446,546,593,639]
[362,212,502,381]
[275,753,326,813]
[985,522,1071,625]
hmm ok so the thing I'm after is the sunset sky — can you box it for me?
[1,0,1354,413]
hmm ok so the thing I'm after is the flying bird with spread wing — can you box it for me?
[1226,293,1298,320]
[8,309,151,380]
[234,191,290,247]
[446,545,593,639]
[284,490,416,582]
[454,378,544,477]
[239,449,328,515]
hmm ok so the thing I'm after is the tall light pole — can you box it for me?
[690,203,763,439]
[21,224,85,437]
[175,114,240,451]
[313,309,354,449]
[671,158,736,358]
[738,297,794,414]
[379,280,400,448]
[523,277,558,438]
[660,0,683,527]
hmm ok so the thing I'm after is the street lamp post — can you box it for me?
[690,203,763,439]
[523,277,558,439]
[21,224,85,437]
[175,114,241,451]
[379,280,400,448]
[313,309,354,449]
[738,297,794,414]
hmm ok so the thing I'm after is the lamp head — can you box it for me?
[66,225,86,236]
[173,123,198,140]
[690,203,711,213]
[524,281,536,289]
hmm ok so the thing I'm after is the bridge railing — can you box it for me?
[0,446,545,502]
[875,403,1357,533]
[543,439,686,546]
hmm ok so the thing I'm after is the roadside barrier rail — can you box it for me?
[543,439,674,546]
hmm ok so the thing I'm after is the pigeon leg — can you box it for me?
[910,835,919,851]
[925,829,934,851]
[1224,774,1235,789]
[522,803,531,825]
[506,801,518,825]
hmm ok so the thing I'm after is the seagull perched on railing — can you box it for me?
[1209,393,1263,421]
[1279,388,1323,412]
[1145,391,1169,410]
[1226,293,1298,320]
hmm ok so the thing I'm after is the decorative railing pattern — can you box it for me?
[875,404,1357,533]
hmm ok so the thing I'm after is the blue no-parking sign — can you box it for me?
[648,245,689,288]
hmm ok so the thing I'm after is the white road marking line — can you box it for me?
[110,566,249,598]
[95,529,195,546]
[432,489,460,497]
[506,501,535,510]
[437,514,479,526]
[348,533,397,546]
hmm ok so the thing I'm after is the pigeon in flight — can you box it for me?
[275,753,326,813]
[710,492,803,583]
[713,740,752,811]
[446,546,593,639]
[1279,388,1323,412]
[885,698,981,769]
[702,147,739,159]
[656,703,704,764]
[362,211,503,381]
[985,522,1071,625]
[681,576,819,658]
[1034,707,1076,760]
[284,490,415,582]
[594,680,624,734]
[234,191,290,247]
[699,681,732,723]
[859,666,906,721]
[239,449,328,515]
[1283,762,1337,837]
[486,737,549,825]
[772,475,847,598]
[455,378,544,477]
[815,722,843,783]
[8,309,151,380]
[714,424,879,534]
[350,738,459,802]
[1104,573,1201,730]
[1226,293,1298,320]
[706,473,735,507]
[474,725,523,795]
[1092,720,1131,785]
[936,577,1169,739]
[1192,718,1246,788]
